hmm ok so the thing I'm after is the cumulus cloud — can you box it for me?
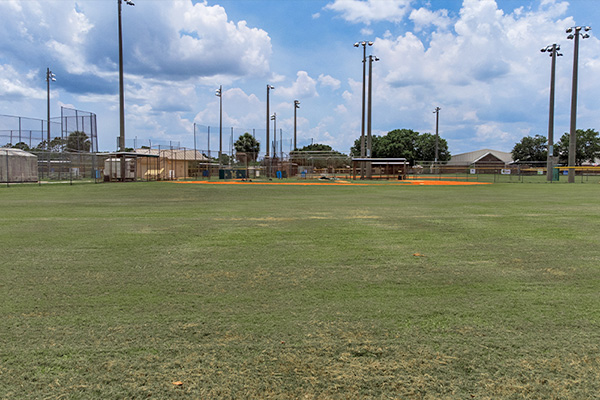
[118,1,272,80]
[409,7,451,31]
[276,71,319,99]
[318,74,341,90]
[325,0,412,25]
[0,0,272,94]
[0,64,45,101]
[194,88,263,129]
[331,0,600,153]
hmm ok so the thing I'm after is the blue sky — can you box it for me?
[1,0,599,156]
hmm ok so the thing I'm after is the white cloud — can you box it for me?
[325,0,412,25]
[0,64,45,100]
[126,1,272,79]
[318,74,341,90]
[409,7,451,31]
[195,88,263,129]
[276,71,319,99]
[335,104,348,114]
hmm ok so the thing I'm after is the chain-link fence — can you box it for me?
[409,161,600,183]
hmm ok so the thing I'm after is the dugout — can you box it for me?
[0,148,38,183]
[351,158,408,180]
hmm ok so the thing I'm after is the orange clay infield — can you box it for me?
[177,179,492,186]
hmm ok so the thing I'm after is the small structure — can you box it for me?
[351,158,408,180]
[134,148,209,180]
[0,148,38,183]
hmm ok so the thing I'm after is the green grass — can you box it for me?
[1,181,600,399]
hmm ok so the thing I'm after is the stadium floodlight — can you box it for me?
[118,0,134,181]
[366,54,379,179]
[270,113,277,160]
[266,84,275,159]
[46,68,56,154]
[433,107,441,163]
[294,100,300,151]
[565,26,592,183]
[541,44,562,182]
[216,85,223,168]
[354,40,373,178]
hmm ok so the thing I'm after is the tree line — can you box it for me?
[512,129,600,165]
[2,131,91,152]
[350,129,450,165]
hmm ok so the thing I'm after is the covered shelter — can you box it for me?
[0,148,38,183]
[351,158,408,180]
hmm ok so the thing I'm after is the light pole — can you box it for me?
[354,40,373,178]
[433,107,441,163]
[215,85,223,168]
[118,0,134,181]
[566,25,591,183]
[366,54,379,179]
[46,68,56,179]
[294,100,300,151]
[271,113,276,175]
[46,68,56,149]
[541,44,562,182]
[271,113,277,157]
[266,85,275,158]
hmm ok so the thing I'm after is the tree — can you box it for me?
[11,142,31,151]
[234,132,260,162]
[555,129,600,165]
[298,143,334,152]
[415,132,450,163]
[35,137,66,152]
[65,131,91,152]
[512,135,547,162]
[293,143,349,169]
[350,129,449,165]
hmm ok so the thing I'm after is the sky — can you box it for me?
[0,0,599,157]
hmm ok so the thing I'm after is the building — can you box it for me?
[0,148,38,183]
[134,148,209,180]
[447,149,513,167]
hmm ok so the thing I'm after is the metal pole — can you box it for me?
[193,122,197,172]
[219,85,223,169]
[46,69,51,147]
[366,55,375,179]
[568,33,579,183]
[266,85,271,158]
[566,26,591,183]
[434,107,440,163]
[360,44,367,178]
[118,0,125,182]
[544,44,560,182]
[294,100,300,151]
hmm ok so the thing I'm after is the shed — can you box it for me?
[0,148,39,183]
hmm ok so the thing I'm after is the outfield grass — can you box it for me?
[1,181,599,399]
